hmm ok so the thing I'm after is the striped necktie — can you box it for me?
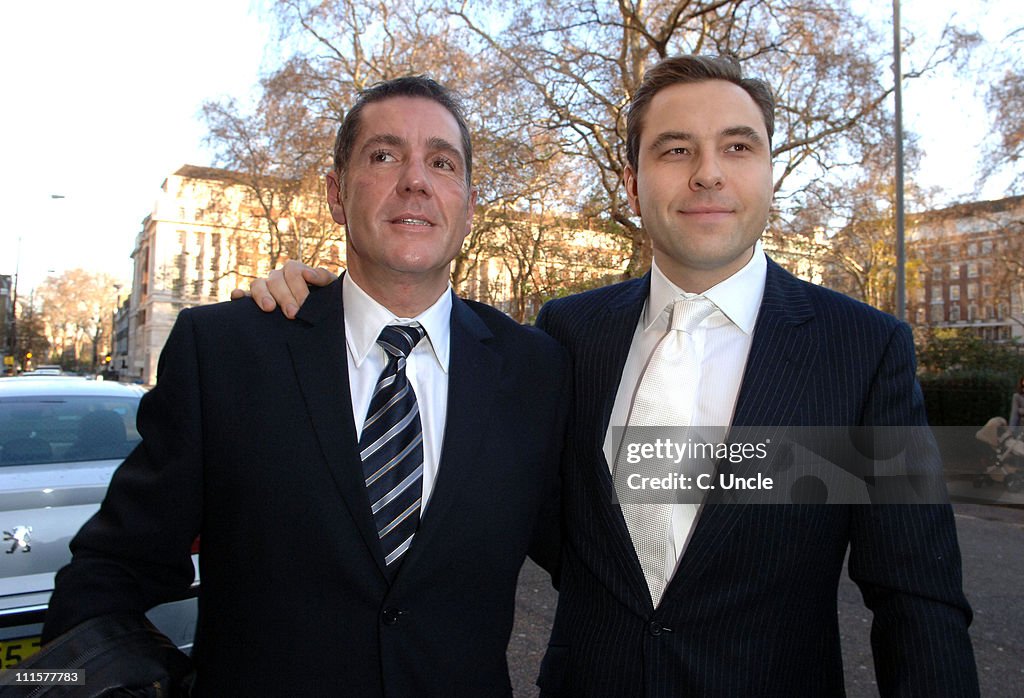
[360,323,427,573]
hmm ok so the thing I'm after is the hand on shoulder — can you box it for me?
[229,261,337,318]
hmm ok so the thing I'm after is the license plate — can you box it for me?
[1,636,42,670]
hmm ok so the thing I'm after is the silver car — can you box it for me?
[0,376,198,671]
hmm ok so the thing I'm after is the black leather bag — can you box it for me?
[0,613,193,697]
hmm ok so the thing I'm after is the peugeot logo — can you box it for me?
[3,525,32,554]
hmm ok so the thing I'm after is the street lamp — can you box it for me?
[893,0,906,322]
[6,236,22,373]
[7,195,67,373]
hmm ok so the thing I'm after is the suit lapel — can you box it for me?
[286,279,390,579]
[730,260,816,429]
[666,259,816,598]
[591,277,650,462]
[584,277,660,609]
[396,297,501,577]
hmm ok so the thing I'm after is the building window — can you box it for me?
[916,308,926,324]
[931,286,943,301]
[173,255,187,295]
[915,287,926,303]
[967,283,978,300]
[967,263,978,278]
[950,265,960,280]
[968,242,977,256]
[968,305,978,322]
[932,267,943,280]
[930,304,944,322]
[999,303,1007,320]
[950,286,960,301]
[982,240,992,254]
[987,305,996,320]
[950,305,960,322]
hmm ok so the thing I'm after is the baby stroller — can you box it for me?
[974,417,1024,493]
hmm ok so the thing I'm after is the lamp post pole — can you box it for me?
[893,0,906,322]
[7,236,21,372]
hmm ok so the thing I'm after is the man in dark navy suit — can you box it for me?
[43,76,567,697]
[530,56,977,697]
[250,57,977,696]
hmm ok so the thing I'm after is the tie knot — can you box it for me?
[378,324,426,359]
[669,297,716,334]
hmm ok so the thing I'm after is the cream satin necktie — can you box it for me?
[619,296,716,606]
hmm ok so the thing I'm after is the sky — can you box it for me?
[0,0,1018,294]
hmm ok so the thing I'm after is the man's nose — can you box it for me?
[689,153,724,191]
[397,159,432,196]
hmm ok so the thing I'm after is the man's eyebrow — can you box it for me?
[359,134,464,164]
[722,126,765,145]
[427,136,465,164]
[360,133,405,151]
[648,131,694,152]
[648,126,766,152]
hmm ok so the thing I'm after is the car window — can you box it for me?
[0,396,141,466]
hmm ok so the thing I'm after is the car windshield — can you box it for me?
[0,396,141,466]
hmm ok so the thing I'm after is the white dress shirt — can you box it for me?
[603,241,767,591]
[343,274,451,513]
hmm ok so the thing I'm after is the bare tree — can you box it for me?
[447,0,978,274]
[206,0,978,302]
[202,83,340,276]
[209,0,598,298]
[35,270,120,370]
[982,27,1024,192]
[12,296,49,372]
[786,128,932,314]
[205,0,523,279]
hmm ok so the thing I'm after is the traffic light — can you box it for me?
[25,351,32,360]
[103,354,112,364]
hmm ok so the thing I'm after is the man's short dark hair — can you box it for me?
[332,75,473,186]
[626,55,775,171]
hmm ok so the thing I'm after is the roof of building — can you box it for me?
[911,194,1024,224]
[172,164,243,183]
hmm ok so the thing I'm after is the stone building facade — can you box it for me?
[908,195,1023,342]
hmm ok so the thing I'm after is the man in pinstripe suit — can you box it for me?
[249,57,978,695]
[531,55,978,696]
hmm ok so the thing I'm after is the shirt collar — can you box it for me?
[645,240,767,335]
[342,273,452,373]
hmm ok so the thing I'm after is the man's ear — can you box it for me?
[463,186,478,240]
[623,164,641,218]
[325,170,347,226]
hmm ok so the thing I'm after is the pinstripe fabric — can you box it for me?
[535,258,978,697]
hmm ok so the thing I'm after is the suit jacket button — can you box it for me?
[382,608,403,625]
[648,621,663,636]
